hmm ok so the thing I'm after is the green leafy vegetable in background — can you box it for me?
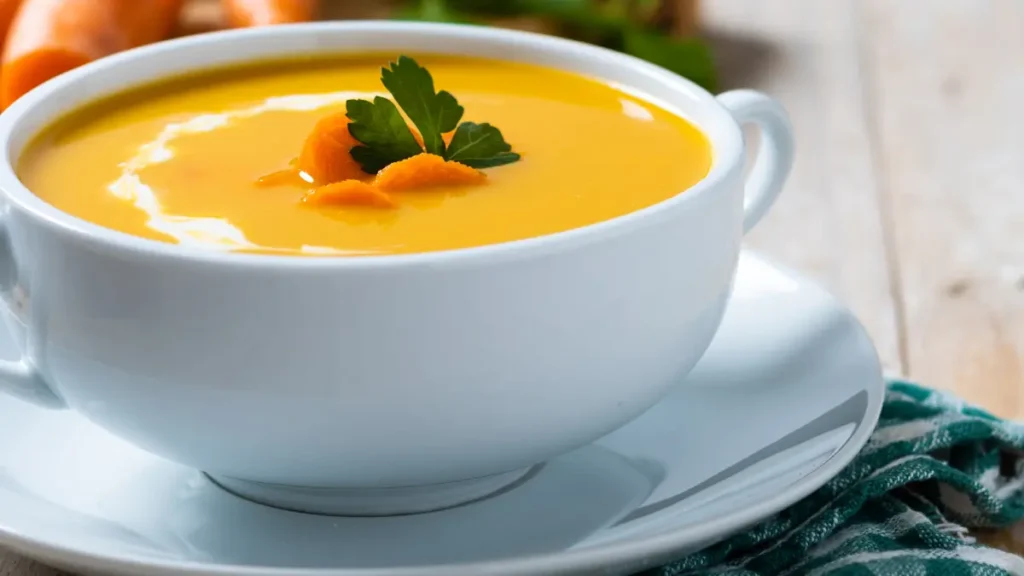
[346,56,520,173]
[396,0,717,92]
[621,29,716,93]
[394,0,475,23]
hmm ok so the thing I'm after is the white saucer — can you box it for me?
[0,252,883,576]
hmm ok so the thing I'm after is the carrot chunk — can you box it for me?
[0,1,25,50]
[0,0,185,108]
[222,0,317,27]
[296,112,365,185]
[303,180,396,209]
[374,153,485,192]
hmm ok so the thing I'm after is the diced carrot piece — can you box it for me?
[296,111,364,185]
[222,0,317,27]
[303,180,396,209]
[375,153,485,192]
[1,0,185,108]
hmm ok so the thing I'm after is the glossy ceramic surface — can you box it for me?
[0,22,794,504]
[0,253,883,576]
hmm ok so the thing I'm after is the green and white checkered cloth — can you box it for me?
[645,380,1024,575]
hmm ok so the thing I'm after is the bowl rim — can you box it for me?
[0,21,744,270]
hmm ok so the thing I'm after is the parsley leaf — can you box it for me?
[345,56,520,172]
[381,56,464,156]
[346,97,424,174]
[446,122,521,168]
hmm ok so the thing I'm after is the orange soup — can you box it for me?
[17,55,712,256]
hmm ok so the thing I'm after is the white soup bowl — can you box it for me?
[0,22,793,515]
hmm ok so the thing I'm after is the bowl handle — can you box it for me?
[0,212,65,409]
[717,90,795,234]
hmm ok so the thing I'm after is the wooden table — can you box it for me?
[4,0,1024,573]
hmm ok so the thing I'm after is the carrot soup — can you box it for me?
[17,54,712,256]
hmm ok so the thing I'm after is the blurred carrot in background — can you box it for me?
[0,0,23,50]
[0,0,23,105]
[0,0,711,109]
[222,0,318,27]
[0,0,185,108]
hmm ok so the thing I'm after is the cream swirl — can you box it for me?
[108,91,380,255]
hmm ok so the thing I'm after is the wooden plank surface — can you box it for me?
[704,0,902,371]
[859,0,1024,553]
[5,0,1024,572]
[861,0,1024,417]
[0,557,61,576]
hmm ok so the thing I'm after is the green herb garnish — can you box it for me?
[446,122,520,168]
[346,56,521,174]
[380,56,464,156]
[346,97,425,173]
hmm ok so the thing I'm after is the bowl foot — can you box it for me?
[207,467,535,516]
